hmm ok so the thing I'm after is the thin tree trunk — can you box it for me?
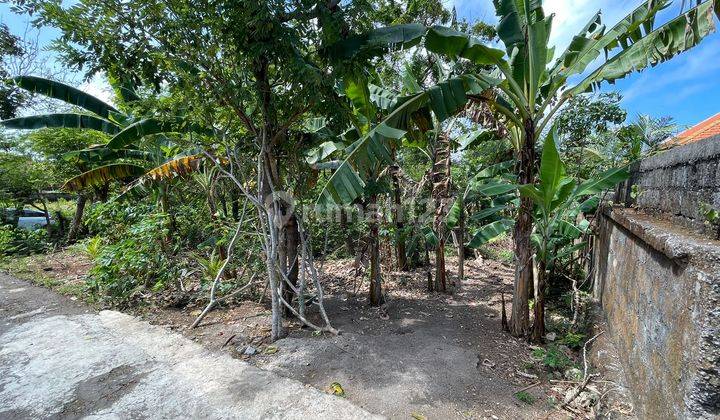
[38,193,51,234]
[339,207,355,255]
[431,134,452,292]
[390,164,408,271]
[456,205,465,290]
[510,119,536,337]
[67,193,87,243]
[531,258,546,343]
[283,214,299,316]
[368,194,384,306]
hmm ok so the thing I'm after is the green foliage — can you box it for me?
[196,250,223,282]
[532,345,572,371]
[0,225,50,256]
[83,236,103,259]
[700,202,720,225]
[555,93,627,178]
[515,391,536,405]
[86,208,176,305]
[560,332,586,350]
[519,129,629,270]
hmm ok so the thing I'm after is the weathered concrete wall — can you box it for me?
[616,134,720,236]
[595,137,720,419]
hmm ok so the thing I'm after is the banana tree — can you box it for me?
[1,76,208,239]
[518,129,629,342]
[446,159,516,286]
[324,0,719,336]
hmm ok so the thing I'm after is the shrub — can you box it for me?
[560,332,586,350]
[0,225,50,256]
[86,210,178,305]
[531,345,572,371]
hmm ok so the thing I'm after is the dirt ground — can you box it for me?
[2,250,633,419]
[122,256,616,419]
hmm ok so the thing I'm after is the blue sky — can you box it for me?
[2,0,719,129]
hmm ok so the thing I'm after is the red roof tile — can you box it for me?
[667,112,720,146]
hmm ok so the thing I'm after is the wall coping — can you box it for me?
[641,135,720,171]
[603,206,720,269]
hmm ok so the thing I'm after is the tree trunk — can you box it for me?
[456,205,465,290]
[339,207,355,255]
[67,193,87,243]
[368,194,384,306]
[431,134,452,292]
[283,214,299,316]
[510,119,536,337]
[390,164,408,271]
[531,257,546,343]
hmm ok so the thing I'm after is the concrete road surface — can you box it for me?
[0,273,379,419]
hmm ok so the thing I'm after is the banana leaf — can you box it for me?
[12,76,119,119]
[1,113,120,134]
[62,164,146,191]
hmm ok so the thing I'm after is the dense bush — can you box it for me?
[84,202,179,304]
[0,224,50,256]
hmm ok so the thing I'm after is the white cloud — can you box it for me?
[545,0,637,58]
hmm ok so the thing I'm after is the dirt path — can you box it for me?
[0,273,378,419]
[249,257,558,419]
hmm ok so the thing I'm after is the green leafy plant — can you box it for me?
[0,225,50,256]
[560,332,586,350]
[518,129,629,341]
[515,391,536,404]
[532,345,572,371]
[83,236,104,259]
[699,202,720,239]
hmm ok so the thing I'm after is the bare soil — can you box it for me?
[2,249,632,419]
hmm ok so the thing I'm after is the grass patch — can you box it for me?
[515,391,535,404]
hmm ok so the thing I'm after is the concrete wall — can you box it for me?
[595,137,720,419]
[616,135,720,236]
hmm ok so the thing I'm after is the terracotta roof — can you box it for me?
[667,112,720,146]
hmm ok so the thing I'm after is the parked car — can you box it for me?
[2,208,51,230]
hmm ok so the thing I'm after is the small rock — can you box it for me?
[244,346,258,356]
[546,332,557,341]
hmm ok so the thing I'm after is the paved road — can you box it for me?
[0,273,379,419]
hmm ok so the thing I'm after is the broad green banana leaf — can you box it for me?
[12,76,119,119]
[468,219,514,248]
[62,163,146,191]
[326,23,426,61]
[457,129,495,150]
[550,0,668,80]
[472,160,515,180]
[446,197,463,230]
[573,166,630,197]
[569,0,718,95]
[305,141,346,165]
[63,147,153,163]
[469,205,508,222]
[317,75,499,207]
[107,118,177,149]
[369,84,399,111]
[538,129,565,205]
[1,113,120,134]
